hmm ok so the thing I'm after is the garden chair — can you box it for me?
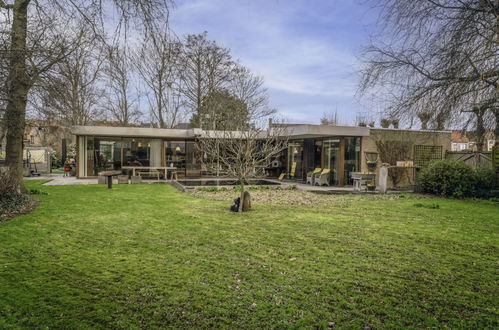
[315,168,331,186]
[306,168,322,184]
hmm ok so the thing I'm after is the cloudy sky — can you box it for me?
[169,0,380,125]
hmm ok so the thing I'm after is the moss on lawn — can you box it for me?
[0,181,497,328]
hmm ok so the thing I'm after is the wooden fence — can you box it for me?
[445,151,492,169]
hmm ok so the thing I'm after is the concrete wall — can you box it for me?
[361,129,451,187]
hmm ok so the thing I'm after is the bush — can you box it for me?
[0,170,31,218]
[474,167,498,198]
[419,160,498,198]
[419,160,476,198]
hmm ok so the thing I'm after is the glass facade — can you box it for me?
[81,135,362,183]
[85,137,160,176]
[165,141,186,173]
[287,140,304,179]
[284,136,362,186]
[323,138,340,185]
[344,137,361,185]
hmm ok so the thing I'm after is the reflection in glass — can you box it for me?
[288,140,304,180]
[323,139,340,185]
[165,141,186,173]
[344,137,360,185]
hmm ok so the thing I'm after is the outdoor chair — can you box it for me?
[315,169,331,186]
[306,168,322,184]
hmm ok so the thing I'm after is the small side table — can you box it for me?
[98,170,122,189]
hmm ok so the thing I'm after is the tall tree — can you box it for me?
[0,0,171,191]
[133,31,183,128]
[178,32,236,115]
[103,45,140,126]
[190,89,249,130]
[359,0,498,146]
[229,66,276,121]
[34,29,105,126]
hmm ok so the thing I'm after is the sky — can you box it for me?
[169,0,381,125]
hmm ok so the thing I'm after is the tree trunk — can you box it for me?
[495,109,499,148]
[238,181,245,212]
[474,108,485,152]
[5,0,30,192]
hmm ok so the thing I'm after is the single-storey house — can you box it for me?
[71,124,451,187]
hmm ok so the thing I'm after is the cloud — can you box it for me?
[170,0,377,123]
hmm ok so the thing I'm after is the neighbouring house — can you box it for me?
[451,130,496,152]
[0,119,73,154]
[71,124,451,187]
[0,119,74,173]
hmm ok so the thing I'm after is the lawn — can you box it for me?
[0,181,497,328]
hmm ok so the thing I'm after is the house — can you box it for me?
[451,130,496,152]
[72,124,451,187]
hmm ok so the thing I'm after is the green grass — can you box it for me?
[0,181,498,328]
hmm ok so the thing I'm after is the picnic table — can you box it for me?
[121,166,177,180]
[98,170,122,189]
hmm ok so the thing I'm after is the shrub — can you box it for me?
[0,170,31,218]
[474,167,498,198]
[419,160,498,198]
[419,160,476,198]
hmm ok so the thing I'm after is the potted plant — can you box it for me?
[380,119,391,128]
[367,160,377,170]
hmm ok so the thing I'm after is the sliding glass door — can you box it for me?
[287,140,304,179]
[323,138,340,185]
[344,137,361,185]
[165,141,186,174]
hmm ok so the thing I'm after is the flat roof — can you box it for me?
[71,124,448,139]
[71,126,202,138]
[71,124,370,139]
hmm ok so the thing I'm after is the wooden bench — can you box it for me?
[137,169,161,180]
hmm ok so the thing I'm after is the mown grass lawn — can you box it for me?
[0,181,497,328]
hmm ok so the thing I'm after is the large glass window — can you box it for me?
[314,140,322,169]
[288,140,304,180]
[85,137,158,176]
[165,141,186,173]
[186,141,201,177]
[92,137,125,175]
[344,137,361,185]
[124,139,150,167]
[323,138,340,185]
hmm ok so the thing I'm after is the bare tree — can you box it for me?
[103,45,141,126]
[1,0,171,191]
[229,66,276,120]
[320,111,339,126]
[197,119,288,212]
[134,31,184,128]
[178,32,237,115]
[33,28,105,126]
[359,0,498,146]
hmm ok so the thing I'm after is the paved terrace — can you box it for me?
[23,175,406,193]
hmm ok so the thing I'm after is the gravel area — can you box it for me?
[188,188,412,206]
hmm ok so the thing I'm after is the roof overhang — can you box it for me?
[280,125,370,138]
[71,126,202,138]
